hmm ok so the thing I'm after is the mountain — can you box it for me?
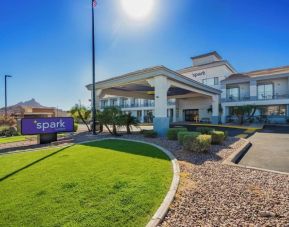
[12,98,45,108]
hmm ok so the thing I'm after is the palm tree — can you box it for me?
[96,107,123,136]
[122,112,139,134]
[70,104,91,131]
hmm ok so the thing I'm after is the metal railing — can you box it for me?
[100,101,176,109]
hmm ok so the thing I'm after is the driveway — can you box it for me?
[239,125,289,173]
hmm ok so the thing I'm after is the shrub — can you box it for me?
[166,127,187,140]
[211,131,225,145]
[0,126,19,137]
[191,135,211,153]
[74,123,79,132]
[183,134,211,153]
[178,131,200,145]
[0,115,16,127]
[196,127,215,135]
[143,130,158,138]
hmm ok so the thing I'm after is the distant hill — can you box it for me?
[11,98,45,108]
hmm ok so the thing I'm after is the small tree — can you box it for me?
[96,107,123,136]
[70,105,91,131]
[231,105,256,124]
[122,112,139,134]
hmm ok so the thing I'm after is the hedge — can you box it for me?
[183,134,211,153]
[167,127,187,140]
[196,127,215,135]
[143,130,158,138]
[178,131,200,145]
[211,131,225,145]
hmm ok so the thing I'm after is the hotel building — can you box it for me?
[87,51,289,135]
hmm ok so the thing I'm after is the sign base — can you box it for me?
[38,133,57,144]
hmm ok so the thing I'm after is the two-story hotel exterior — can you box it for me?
[87,51,289,135]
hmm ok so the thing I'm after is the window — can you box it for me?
[258,105,286,116]
[202,77,219,86]
[257,84,273,100]
[227,87,239,101]
[120,98,128,107]
[110,98,117,106]
[100,100,108,108]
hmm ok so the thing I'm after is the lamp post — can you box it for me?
[4,75,12,118]
[91,0,97,135]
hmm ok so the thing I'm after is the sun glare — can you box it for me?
[121,0,155,20]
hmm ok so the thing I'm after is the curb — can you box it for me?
[222,138,289,176]
[77,138,180,227]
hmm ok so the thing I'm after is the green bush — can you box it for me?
[166,127,187,140]
[196,127,215,135]
[178,131,200,145]
[183,134,211,153]
[211,131,225,145]
[143,130,158,138]
[74,123,79,132]
[192,135,211,152]
[0,126,19,137]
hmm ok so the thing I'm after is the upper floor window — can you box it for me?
[257,84,273,100]
[100,100,108,108]
[227,87,239,101]
[202,77,219,86]
[110,98,117,106]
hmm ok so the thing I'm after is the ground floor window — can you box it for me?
[258,105,286,116]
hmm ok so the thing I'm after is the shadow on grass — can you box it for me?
[0,145,74,182]
[79,139,170,161]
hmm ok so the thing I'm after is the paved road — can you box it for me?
[239,125,289,173]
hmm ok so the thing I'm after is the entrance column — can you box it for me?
[211,94,219,124]
[148,76,170,136]
[95,89,102,110]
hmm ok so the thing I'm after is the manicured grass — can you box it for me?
[0,136,28,144]
[0,140,172,227]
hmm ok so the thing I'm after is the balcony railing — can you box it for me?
[100,101,176,109]
[225,94,289,102]
[225,96,250,102]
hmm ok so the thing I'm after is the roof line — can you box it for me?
[190,51,222,60]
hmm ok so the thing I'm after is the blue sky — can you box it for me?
[1,0,289,110]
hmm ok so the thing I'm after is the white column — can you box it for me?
[148,76,171,136]
[221,104,227,124]
[141,110,145,123]
[154,76,169,117]
[211,94,219,124]
[95,89,102,110]
[221,84,226,101]
[250,80,257,100]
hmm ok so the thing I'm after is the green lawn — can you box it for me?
[0,136,28,144]
[0,139,172,227]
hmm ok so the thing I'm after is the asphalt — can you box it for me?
[239,125,289,173]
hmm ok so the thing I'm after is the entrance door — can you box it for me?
[184,109,199,122]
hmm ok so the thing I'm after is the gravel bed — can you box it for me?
[119,134,289,226]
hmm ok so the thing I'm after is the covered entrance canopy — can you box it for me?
[86,66,221,135]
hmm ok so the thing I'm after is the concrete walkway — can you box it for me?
[239,126,289,173]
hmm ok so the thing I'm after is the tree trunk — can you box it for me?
[77,109,91,132]
[126,124,131,134]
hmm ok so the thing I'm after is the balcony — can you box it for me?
[257,94,289,100]
[224,94,289,103]
[100,100,176,109]
[225,96,250,102]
